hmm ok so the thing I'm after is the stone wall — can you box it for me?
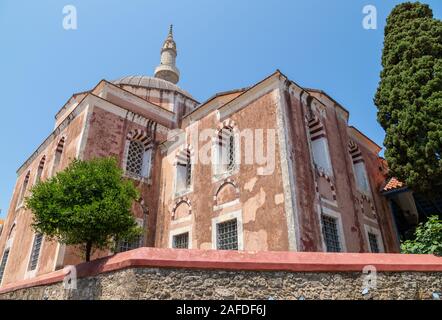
[0,248,441,300]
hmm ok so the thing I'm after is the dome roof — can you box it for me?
[112,75,194,100]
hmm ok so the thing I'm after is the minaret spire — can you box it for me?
[154,25,180,84]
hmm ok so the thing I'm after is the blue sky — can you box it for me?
[0,0,441,219]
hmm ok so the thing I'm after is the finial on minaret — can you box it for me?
[154,25,180,84]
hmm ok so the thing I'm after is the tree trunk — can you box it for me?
[85,241,92,262]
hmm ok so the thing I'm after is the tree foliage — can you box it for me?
[401,215,442,255]
[25,157,141,262]
[374,2,442,193]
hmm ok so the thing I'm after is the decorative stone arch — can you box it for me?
[306,113,326,141]
[359,194,376,216]
[171,197,192,220]
[314,170,337,201]
[348,140,363,164]
[8,222,16,240]
[126,129,152,150]
[35,155,46,183]
[38,155,46,168]
[216,118,238,132]
[213,178,240,206]
[212,119,240,176]
[173,144,195,165]
[17,171,31,208]
[55,136,66,153]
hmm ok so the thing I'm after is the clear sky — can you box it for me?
[0,0,441,219]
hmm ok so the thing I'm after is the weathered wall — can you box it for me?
[0,108,88,286]
[156,89,290,251]
[0,248,441,300]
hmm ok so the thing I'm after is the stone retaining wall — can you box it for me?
[0,248,441,300]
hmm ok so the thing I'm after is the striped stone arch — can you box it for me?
[171,197,192,219]
[348,140,363,164]
[216,118,237,131]
[306,113,326,141]
[8,222,17,240]
[213,178,240,202]
[212,118,239,144]
[314,170,337,201]
[126,129,152,150]
[174,144,195,165]
[38,155,46,169]
[56,136,66,153]
[359,194,376,215]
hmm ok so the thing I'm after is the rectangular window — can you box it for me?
[353,162,370,194]
[172,232,189,249]
[216,219,238,250]
[117,236,141,253]
[368,232,380,253]
[311,137,332,175]
[28,233,43,271]
[321,215,342,252]
[176,162,190,193]
[117,218,144,253]
[0,249,10,284]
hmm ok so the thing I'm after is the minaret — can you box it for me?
[154,25,180,84]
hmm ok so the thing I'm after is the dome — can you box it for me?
[112,75,194,100]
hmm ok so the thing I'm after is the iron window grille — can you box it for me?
[126,140,145,176]
[28,233,43,271]
[321,214,342,252]
[176,151,192,194]
[117,236,142,253]
[172,232,189,249]
[368,232,380,253]
[216,219,238,250]
[217,128,236,174]
[0,249,10,284]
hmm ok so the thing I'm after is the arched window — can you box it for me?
[8,223,16,240]
[175,148,192,194]
[125,140,152,178]
[216,127,236,175]
[116,218,144,253]
[349,141,371,195]
[28,233,43,271]
[308,115,333,176]
[0,248,10,284]
[52,137,65,175]
[17,171,30,208]
[35,156,46,183]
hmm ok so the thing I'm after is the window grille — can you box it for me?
[117,236,142,253]
[216,219,238,250]
[172,232,189,249]
[217,127,235,174]
[321,215,342,252]
[126,140,145,176]
[0,249,10,284]
[176,151,192,193]
[368,232,380,253]
[28,233,43,271]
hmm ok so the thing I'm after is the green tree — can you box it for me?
[401,215,442,255]
[25,157,141,262]
[374,2,442,193]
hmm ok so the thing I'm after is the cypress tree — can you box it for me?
[374,2,442,193]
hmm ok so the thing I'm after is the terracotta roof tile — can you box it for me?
[383,177,405,192]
